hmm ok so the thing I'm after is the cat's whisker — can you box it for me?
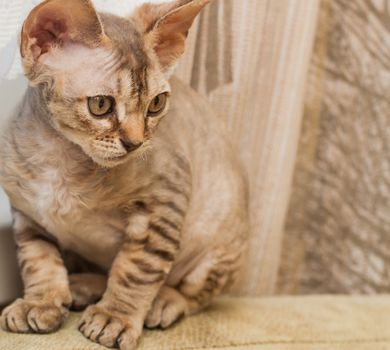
[137,141,152,162]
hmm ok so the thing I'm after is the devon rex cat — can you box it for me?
[0,0,248,349]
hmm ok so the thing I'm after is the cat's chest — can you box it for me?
[24,166,125,268]
[31,168,87,222]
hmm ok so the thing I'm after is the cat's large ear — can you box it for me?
[135,0,210,70]
[21,0,107,76]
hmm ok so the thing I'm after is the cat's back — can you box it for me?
[157,77,248,247]
[159,77,241,171]
[163,77,228,150]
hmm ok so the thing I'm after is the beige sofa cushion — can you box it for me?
[1,296,389,350]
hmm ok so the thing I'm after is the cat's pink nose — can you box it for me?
[120,138,142,153]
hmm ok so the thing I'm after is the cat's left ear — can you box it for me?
[135,0,210,71]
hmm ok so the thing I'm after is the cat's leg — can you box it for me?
[0,211,71,334]
[69,273,107,311]
[78,234,178,350]
[79,202,187,350]
[145,248,243,329]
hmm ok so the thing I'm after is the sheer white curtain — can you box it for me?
[0,0,168,79]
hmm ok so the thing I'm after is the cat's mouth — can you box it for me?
[105,154,128,161]
[95,149,139,167]
[91,141,150,168]
[88,153,129,168]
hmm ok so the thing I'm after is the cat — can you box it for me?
[0,0,249,349]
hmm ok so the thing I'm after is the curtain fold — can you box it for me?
[177,0,319,295]
[278,0,390,295]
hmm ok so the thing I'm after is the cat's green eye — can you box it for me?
[88,96,115,117]
[147,93,167,117]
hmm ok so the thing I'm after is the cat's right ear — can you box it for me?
[20,0,107,78]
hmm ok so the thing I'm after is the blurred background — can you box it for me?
[0,0,389,303]
[279,0,390,294]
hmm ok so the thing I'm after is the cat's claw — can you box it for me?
[0,298,68,334]
[79,304,142,350]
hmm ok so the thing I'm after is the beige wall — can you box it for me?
[0,77,25,220]
[0,77,25,305]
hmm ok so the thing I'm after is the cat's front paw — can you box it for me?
[145,286,188,329]
[79,304,143,350]
[0,298,68,334]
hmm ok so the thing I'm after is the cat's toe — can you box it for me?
[79,304,142,350]
[27,303,65,333]
[1,298,67,334]
[1,299,31,333]
[145,286,188,329]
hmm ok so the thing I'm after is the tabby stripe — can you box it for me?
[130,67,149,106]
[125,271,165,285]
[102,52,123,74]
[26,282,41,289]
[144,245,175,262]
[31,234,58,247]
[117,272,163,288]
[27,279,52,290]
[27,291,44,299]
[149,223,180,247]
[108,303,137,315]
[173,153,191,174]
[110,297,137,312]
[129,193,187,216]
[117,275,131,288]
[155,199,186,217]
[156,175,190,201]
[131,258,166,275]
[159,217,181,231]
[19,258,28,272]
[5,317,11,331]
[130,237,149,245]
[24,265,38,275]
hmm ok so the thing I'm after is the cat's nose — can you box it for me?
[120,138,142,153]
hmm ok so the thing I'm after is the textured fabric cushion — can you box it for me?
[1,296,390,350]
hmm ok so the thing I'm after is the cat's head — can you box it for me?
[20,0,209,167]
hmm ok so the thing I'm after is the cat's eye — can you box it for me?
[147,93,167,117]
[88,96,115,117]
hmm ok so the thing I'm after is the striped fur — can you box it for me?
[0,1,249,350]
